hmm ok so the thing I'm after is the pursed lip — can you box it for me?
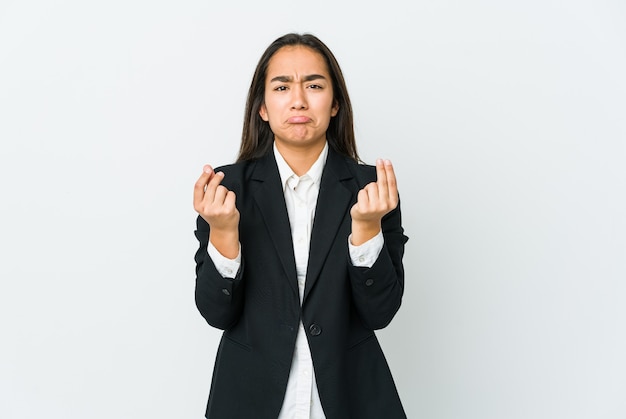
[287,115,312,123]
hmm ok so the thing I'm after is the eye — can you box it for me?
[274,85,288,91]
[307,84,323,89]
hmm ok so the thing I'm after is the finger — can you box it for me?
[223,190,237,212]
[356,188,369,210]
[375,159,389,202]
[383,160,399,204]
[363,182,378,204]
[194,165,214,207]
[213,184,229,207]
[204,171,225,204]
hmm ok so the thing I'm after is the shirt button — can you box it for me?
[365,279,374,287]
[309,324,322,336]
[358,256,365,263]
[221,288,231,295]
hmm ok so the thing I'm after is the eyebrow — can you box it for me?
[269,74,327,83]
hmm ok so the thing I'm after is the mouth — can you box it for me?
[287,116,312,124]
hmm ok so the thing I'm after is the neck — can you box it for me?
[275,140,326,176]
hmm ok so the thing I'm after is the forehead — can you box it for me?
[266,46,330,79]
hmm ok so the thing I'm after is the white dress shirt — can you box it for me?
[207,142,383,419]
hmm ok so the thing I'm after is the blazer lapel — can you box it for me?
[251,153,299,298]
[304,149,354,303]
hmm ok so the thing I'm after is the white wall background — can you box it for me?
[1,0,625,418]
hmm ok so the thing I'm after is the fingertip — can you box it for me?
[384,159,392,166]
[203,165,212,174]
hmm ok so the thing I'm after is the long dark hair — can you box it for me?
[237,33,360,163]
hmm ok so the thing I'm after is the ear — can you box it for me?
[331,100,339,117]
[259,103,269,121]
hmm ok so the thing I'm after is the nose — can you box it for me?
[290,85,307,110]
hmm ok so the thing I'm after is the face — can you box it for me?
[259,46,339,152]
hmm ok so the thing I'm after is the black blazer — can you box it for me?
[194,147,408,419]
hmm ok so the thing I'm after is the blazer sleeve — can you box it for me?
[347,200,408,330]
[194,215,245,330]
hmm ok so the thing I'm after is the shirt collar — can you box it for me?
[273,142,328,191]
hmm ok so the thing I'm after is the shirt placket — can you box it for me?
[292,176,313,419]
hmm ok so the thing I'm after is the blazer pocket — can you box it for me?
[223,334,252,352]
[348,333,375,351]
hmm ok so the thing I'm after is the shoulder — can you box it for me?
[344,159,377,187]
[213,161,248,177]
[213,160,253,187]
[325,147,377,187]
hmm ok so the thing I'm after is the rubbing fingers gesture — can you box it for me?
[193,165,240,258]
[350,159,399,245]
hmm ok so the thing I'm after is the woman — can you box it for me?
[193,32,408,419]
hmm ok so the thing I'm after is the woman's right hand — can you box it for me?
[194,165,240,258]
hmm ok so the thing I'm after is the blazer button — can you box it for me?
[221,288,231,296]
[365,279,374,287]
[309,324,322,336]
